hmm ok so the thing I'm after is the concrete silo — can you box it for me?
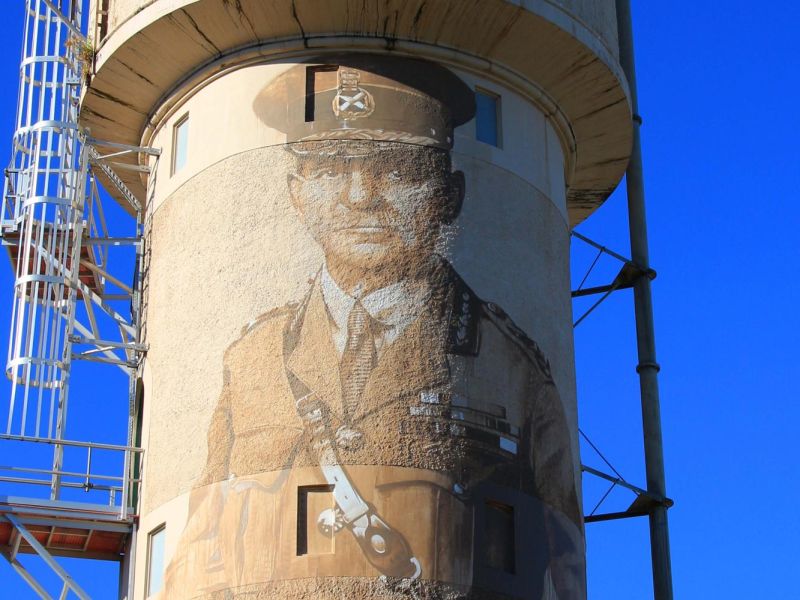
[72,1,664,598]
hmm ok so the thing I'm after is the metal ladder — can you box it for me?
[0,2,159,597]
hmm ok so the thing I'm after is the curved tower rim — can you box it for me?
[80,0,632,226]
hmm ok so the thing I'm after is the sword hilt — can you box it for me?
[350,506,421,580]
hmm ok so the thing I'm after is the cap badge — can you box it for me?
[332,69,375,120]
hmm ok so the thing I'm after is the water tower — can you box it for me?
[0,1,672,598]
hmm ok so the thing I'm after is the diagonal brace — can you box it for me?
[582,465,674,524]
[0,548,51,598]
[1,513,91,600]
[42,0,84,39]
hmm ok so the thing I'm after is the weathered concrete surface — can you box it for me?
[130,46,586,600]
[140,141,581,598]
[547,0,619,56]
[141,148,576,515]
[95,0,621,61]
[144,61,570,223]
[83,0,631,225]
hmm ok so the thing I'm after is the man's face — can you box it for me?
[288,142,463,276]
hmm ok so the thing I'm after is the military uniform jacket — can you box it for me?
[168,265,584,598]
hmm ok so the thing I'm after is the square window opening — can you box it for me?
[297,485,336,556]
[305,65,339,122]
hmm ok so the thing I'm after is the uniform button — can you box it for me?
[335,425,364,450]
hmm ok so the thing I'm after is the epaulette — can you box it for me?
[447,275,481,356]
[482,301,554,382]
[237,275,319,339]
[282,278,318,356]
[222,301,300,359]
[239,301,300,337]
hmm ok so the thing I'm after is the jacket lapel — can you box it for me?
[285,265,459,425]
[285,283,345,419]
[355,306,451,422]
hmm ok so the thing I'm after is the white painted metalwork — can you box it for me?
[0,2,159,596]
[3,513,92,600]
[1,0,157,495]
[2,0,85,447]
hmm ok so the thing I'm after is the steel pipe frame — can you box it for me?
[615,1,674,598]
[571,4,674,598]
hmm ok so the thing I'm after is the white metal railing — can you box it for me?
[0,0,157,512]
[0,433,143,518]
[2,0,84,449]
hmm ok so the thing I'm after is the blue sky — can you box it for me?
[0,1,798,598]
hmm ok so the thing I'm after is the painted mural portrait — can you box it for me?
[161,55,584,599]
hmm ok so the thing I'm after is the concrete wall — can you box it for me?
[547,0,619,56]
[95,0,619,58]
[133,56,585,599]
[82,0,632,224]
[79,2,636,598]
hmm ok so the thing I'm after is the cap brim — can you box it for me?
[286,130,447,156]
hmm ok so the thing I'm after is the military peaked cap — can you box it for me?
[253,53,476,151]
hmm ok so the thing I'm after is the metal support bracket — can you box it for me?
[582,464,674,524]
[571,231,657,328]
[86,147,143,213]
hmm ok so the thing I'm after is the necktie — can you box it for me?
[339,301,377,421]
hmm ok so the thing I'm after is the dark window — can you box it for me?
[98,0,110,41]
[305,65,338,122]
[483,499,515,573]
[131,379,144,511]
[297,485,336,555]
[475,88,501,147]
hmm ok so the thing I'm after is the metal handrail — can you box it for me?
[0,435,143,515]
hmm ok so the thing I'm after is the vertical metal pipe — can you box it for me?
[614,1,674,599]
[119,522,138,600]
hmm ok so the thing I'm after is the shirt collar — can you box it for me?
[320,265,432,354]
[320,266,356,337]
